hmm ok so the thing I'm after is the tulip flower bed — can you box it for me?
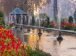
[0,27,52,56]
[50,21,57,28]
[0,28,27,56]
[61,22,73,30]
[61,22,76,30]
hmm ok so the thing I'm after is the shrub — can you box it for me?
[68,16,73,23]
[0,17,5,27]
[0,11,4,17]
[26,46,51,56]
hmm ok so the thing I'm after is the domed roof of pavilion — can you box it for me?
[9,8,26,15]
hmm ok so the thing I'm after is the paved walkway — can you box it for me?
[39,32,76,56]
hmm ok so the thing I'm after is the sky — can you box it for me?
[40,0,76,19]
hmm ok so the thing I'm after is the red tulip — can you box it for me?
[0,28,22,53]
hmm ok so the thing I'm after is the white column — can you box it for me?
[21,14,23,25]
[28,15,31,25]
[11,15,14,24]
[8,15,10,24]
[9,14,13,24]
[14,14,16,24]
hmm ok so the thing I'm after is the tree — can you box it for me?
[39,13,47,18]
[0,11,4,17]
[26,0,51,14]
[46,17,50,26]
[2,0,51,15]
[68,16,73,23]
[31,15,35,25]
[0,11,5,26]
[39,13,50,27]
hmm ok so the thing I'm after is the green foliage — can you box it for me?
[39,13,48,18]
[0,12,5,26]
[46,17,50,27]
[26,46,51,56]
[0,11,4,17]
[74,28,76,31]
[63,26,73,30]
[0,17,5,26]
[39,13,51,27]
[43,17,51,28]
[68,16,73,23]
[5,24,15,29]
